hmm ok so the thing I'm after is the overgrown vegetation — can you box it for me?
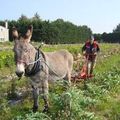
[0,43,120,120]
[0,50,14,68]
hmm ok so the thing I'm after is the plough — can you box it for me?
[71,54,95,81]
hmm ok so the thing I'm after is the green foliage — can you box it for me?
[0,51,14,68]
[101,32,120,43]
[42,44,81,56]
[95,23,120,43]
[14,86,97,120]
[67,87,97,120]
[0,44,120,120]
[2,14,120,43]
[0,14,92,44]
[15,112,51,120]
[95,67,120,91]
[113,23,120,33]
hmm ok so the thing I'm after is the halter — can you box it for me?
[25,48,43,77]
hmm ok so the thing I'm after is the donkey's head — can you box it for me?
[12,25,36,77]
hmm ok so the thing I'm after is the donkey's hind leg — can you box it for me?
[67,72,71,86]
[64,71,71,86]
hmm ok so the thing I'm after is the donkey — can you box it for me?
[12,25,73,112]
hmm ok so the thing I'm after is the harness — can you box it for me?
[85,41,98,61]
[25,48,43,77]
[86,41,98,53]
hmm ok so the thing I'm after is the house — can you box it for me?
[0,21,9,42]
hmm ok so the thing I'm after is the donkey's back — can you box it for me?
[44,49,73,82]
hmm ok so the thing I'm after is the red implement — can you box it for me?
[74,65,94,80]
[72,54,95,81]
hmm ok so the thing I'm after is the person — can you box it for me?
[82,35,100,77]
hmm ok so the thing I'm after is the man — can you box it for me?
[82,35,100,77]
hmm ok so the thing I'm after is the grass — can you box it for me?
[92,52,120,120]
[0,43,120,120]
[95,53,120,73]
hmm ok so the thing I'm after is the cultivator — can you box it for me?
[71,54,95,82]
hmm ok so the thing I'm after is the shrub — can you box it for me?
[0,51,14,68]
[15,112,51,120]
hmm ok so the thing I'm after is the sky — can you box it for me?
[0,0,120,33]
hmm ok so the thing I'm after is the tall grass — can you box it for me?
[0,43,120,120]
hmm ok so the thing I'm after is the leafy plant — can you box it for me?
[0,51,14,68]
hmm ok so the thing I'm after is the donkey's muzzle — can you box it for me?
[15,71,24,78]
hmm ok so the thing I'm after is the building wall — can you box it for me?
[0,26,9,42]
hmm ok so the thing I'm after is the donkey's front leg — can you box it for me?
[42,79,49,112]
[32,85,39,112]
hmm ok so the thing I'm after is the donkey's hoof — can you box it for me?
[33,106,38,113]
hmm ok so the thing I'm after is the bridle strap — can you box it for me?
[25,48,43,77]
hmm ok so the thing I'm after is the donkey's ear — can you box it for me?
[24,25,33,42]
[12,27,19,40]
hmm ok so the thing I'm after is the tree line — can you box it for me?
[0,13,92,44]
[0,13,120,43]
[94,32,120,43]
[92,24,120,43]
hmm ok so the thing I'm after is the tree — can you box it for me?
[113,24,120,33]
[93,33,102,42]
[32,13,41,21]
[6,14,93,43]
[18,14,28,21]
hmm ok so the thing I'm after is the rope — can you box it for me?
[27,56,42,65]
[25,45,70,82]
[26,54,66,81]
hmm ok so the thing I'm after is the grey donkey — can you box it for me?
[12,25,73,112]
